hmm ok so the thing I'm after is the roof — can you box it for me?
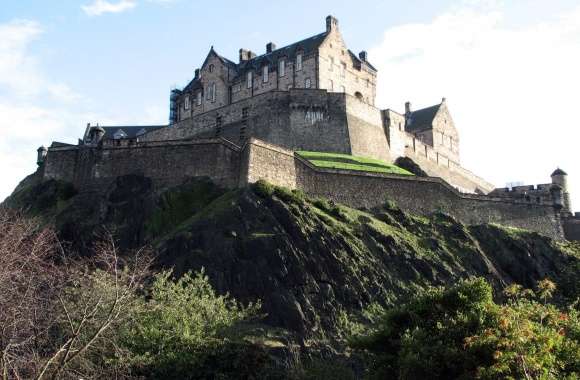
[181,29,376,91]
[552,168,568,176]
[406,104,441,132]
[99,125,165,140]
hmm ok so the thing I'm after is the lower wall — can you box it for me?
[563,217,580,241]
[294,162,563,239]
[44,139,241,190]
[239,139,297,189]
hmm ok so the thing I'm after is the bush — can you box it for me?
[252,179,275,198]
[351,278,580,380]
[121,269,262,379]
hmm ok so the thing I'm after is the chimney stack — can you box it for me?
[266,42,276,53]
[405,101,412,115]
[239,48,256,63]
[195,69,200,78]
[326,15,339,32]
[358,51,367,62]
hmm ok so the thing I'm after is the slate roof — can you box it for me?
[406,104,441,132]
[552,168,568,176]
[181,30,376,92]
[99,125,165,140]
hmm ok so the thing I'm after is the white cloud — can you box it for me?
[369,3,580,208]
[82,0,137,16]
[0,20,92,201]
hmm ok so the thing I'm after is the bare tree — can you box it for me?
[0,210,152,380]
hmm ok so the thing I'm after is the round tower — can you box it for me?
[551,168,572,214]
[36,145,47,166]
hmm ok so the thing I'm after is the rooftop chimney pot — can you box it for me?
[359,51,367,62]
[266,42,276,53]
[326,15,339,32]
[405,101,412,115]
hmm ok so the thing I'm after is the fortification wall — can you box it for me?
[237,141,562,238]
[239,139,297,188]
[563,216,580,241]
[345,95,390,162]
[142,89,353,155]
[405,136,495,194]
[43,139,241,190]
[294,162,562,239]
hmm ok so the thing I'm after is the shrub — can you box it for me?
[351,278,580,380]
[121,269,262,379]
[252,179,275,198]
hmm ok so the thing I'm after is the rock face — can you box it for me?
[3,174,579,339]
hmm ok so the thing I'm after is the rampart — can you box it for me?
[41,137,567,240]
[404,136,495,194]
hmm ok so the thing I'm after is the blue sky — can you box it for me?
[1,0,580,210]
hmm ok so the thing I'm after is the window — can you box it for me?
[328,80,333,91]
[287,84,293,90]
[296,54,303,71]
[305,78,311,88]
[242,107,249,119]
[246,71,253,89]
[209,64,214,73]
[279,60,285,77]
[215,116,223,137]
[184,95,190,110]
[211,83,216,102]
[340,85,345,93]
[263,65,269,83]
[341,62,346,78]
[196,91,202,106]
[329,56,334,71]
[366,79,370,88]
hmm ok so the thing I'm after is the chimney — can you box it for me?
[266,42,276,53]
[441,97,447,103]
[358,51,367,62]
[195,69,200,78]
[405,101,412,115]
[239,48,256,63]
[326,15,339,32]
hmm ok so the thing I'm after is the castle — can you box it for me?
[35,16,580,241]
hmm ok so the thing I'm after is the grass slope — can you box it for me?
[296,151,413,176]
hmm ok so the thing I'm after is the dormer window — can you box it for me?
[296,53,303,71]
[263,65,269,83]
[246,71,253,89]
[136,128,147,137]
[113,129,127,140]
[279,60,285,77]
[184,95,190,110]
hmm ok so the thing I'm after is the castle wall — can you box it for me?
[44,139,241,190]
[345,95,390,162]
[141,90,354,155]
[382,110,407,159]
[239,139,297,189]
[236,142,562,239]
[293,161,562,239]
[563,216,580,241]
[404,136,495,194]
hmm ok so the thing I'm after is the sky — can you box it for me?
[1,0,579,210]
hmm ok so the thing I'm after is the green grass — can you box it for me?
[296,151,413,176]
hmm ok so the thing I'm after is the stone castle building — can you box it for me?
[35,16,579,241]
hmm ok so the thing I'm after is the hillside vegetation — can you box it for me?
[2,173,579,378]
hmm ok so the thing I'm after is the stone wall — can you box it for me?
[563,216,580,241]
[345,95,390,161]
[43,139,241,190]
[405,136,495,194]
[239,139,297,188]
[292,160,563,239]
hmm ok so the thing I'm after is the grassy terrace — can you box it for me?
[296,151,414,176]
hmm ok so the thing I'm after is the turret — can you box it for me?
[551,168,572,214]
[87,126,106,144]
[36,146,47,166]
